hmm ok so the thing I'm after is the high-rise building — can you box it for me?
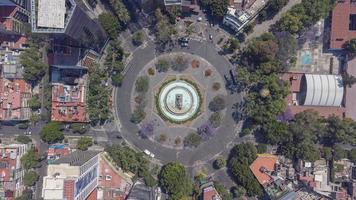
[31,0,108,54]
[42,150,100,200]
[0,143,32,199]
[0,0,31,33]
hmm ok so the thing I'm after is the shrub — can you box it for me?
[130,108,146,124]
[204,69,212,77]
[23,171,39,187]
[135,76,149,93]
[112,73,123,86]
[158,134,167,143]
[148,67,155,76]
[155,58,170,73]
[76,137,93,151]
[212,82,221,91]
[209,112,222,128]
[71,123,89,134]
[15,135,32,144]
[184,132,202,147]
[213,156,226,169]
[132,31,144,46]
[191,60,200,68]
[135,95,145,105]
[208,95,226,112]
[256,144,268,154]
[171,55,188,72]
[175,137,182,145]
[197,122,216,141]
[18,123,29,129]
[139,121,155,139]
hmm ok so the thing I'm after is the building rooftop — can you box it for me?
[52,150,99,166]
[281,73,346,119]
[47,144,71,164]
[346,57,356,120]
[0,78,31,120]
[203,186,222,200]
[37,0,66,29]
[330,0,356,49]
[250,154,277,187]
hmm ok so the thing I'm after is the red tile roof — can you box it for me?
[0,79,32,120]
[203,186,221,200]
[330,1,356,49]
[250,154,277,187]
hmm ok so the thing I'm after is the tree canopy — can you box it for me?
[40,122,64,144]
[23,171,39,186]
[77,137,93,151]
[159,162,193,200]
[20,44,47,83]
[21,148,39,170]
[98,13,120,39]
[228,143,263,197]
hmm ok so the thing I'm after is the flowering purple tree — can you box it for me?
[197,122,216,141]
[139,121,155,139]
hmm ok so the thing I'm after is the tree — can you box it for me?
[348,149,356,162]
[214,182,232,200]
[275,12,303,34]
[108,0,130,24]
[15,189,32,200]
[21,149,39,170]
[15,135,32,144]
[227,143,263,196]
[231,186,246,198]
[132,31,144,46]
[77,137,93,151]
[98,13,120,38]
[183,133,202,147]
[209,112,222,128]
[159,162,193,200]
[256,144,268,154]
[130,108,146,124]
[345,39,356,55]
[155,58,170,73]
[155,9,175,45]
[23,171,39,187]
[135,76,149,93]
[20,44,46,83]
[40,122,64,144]
[205,0,229,19]
[333,145,347,161]
[71,123,89,134]
[213,156,226,169]
[29,95,41,111]
[107,144,151,180]
[171,55,188,72]
[322,147,333,161]
[112,73,124,86]
[208,95,226,112]
[342,73,356,88]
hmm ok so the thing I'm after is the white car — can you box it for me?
[197,17,202,22]
[144,149,155,158]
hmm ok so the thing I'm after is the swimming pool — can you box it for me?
[300,50,312,65]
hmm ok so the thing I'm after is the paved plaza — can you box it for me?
[115,40,243,166]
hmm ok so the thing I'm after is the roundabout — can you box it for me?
[115,40,243,166]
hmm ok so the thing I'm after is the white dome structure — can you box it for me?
[301,74,344,107]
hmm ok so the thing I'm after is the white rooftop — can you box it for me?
[37,0,66,29]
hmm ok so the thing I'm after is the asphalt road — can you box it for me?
[115,40,243,166]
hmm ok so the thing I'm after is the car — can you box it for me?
[144,149,155,158]
[179,37,189,47]
[197,17,202,22]
[209,34,213,40]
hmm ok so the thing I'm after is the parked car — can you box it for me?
[178,37,189,47]
[144,149,155,158]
